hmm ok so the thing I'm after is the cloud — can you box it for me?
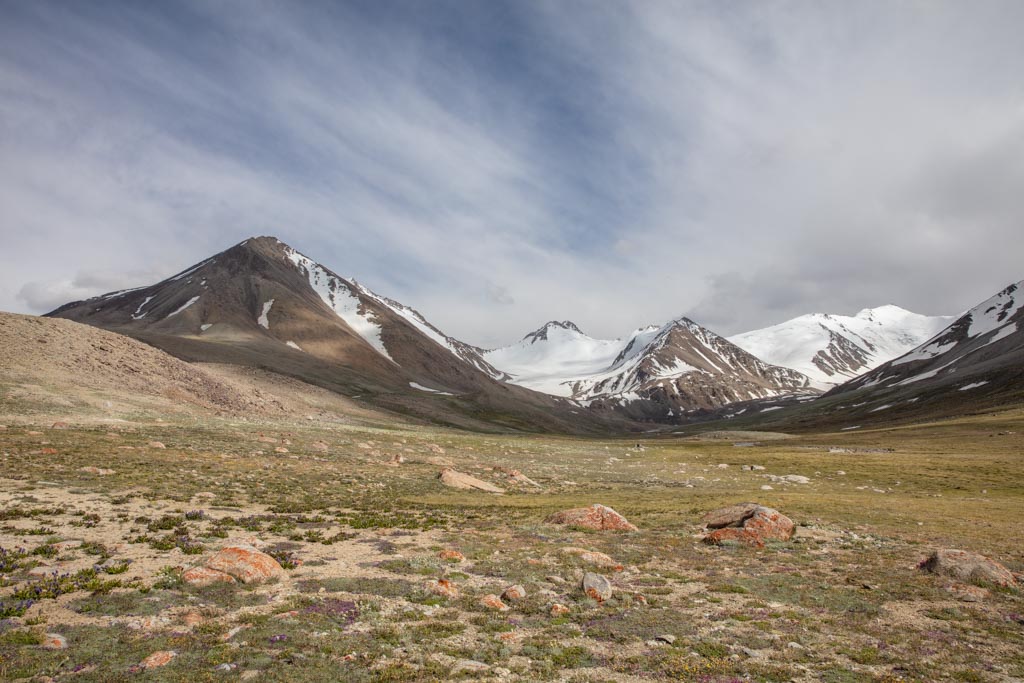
[2,1,1023,344]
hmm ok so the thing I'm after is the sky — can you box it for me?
[2,1,1024,347]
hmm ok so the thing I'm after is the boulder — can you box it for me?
[438,468,505,494]
[501,584,527,601]
[702,502,760,529]
[702,504,794,547]
[183,566,237,587]
[545,504,638,531]
[919,549,1016,587]
[581,572,613,602]
[205,544,284,584]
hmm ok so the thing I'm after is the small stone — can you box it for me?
[80,466,115,475]
[452,660,490,674]
[946,583,989,602]
[51,421,69,429]
[41,633,67,650]
[654,634,676,644]
[139,650,176,669]
[550,603,570,616]
[215,663,238,672]
[311,441,329,452]
[181,610,205,627]
[501,584,527,601]
[581,572,613,602]
[480,594,510,611]
[786,642,805,650]
[561,547,620,569]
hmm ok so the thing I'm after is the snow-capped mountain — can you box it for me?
[570,318,813,415]
[46,237,621,433]
[487,317,814,417]
[833,281,1024,397]
[483,321,638,396]
[728,305,952,389]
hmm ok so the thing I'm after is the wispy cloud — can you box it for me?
[2,1,1023,346]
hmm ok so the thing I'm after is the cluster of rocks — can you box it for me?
[695,502,1019,597]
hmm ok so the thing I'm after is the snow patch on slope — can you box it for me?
[258,299,274,329]
[166,296,200,318]
[284,249,394,362]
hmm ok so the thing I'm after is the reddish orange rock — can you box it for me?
[545,504,638,532]
[182,566,236,587]
[181,610,204,627]
[139,651,176,669]
[550,603,570,616]
[428,578,460,599]
[40,448,58,455]
[480,594,510,611]
[205,545,284,584]
[438,550,465,562]
[41,633,67,650]
[702,504,794,547]
[51,421,69,429]
[501,584,527,601]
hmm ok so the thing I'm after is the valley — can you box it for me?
[0,404,1021,681]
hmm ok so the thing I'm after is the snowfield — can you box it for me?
[729,305,951,388]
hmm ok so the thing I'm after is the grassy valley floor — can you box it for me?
[0,409,1022,681]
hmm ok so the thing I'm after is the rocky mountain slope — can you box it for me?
[711,281,1024,432]
[832,281,1024,399]
[487,318,815,420]
[569,318,814,418]
[46,237,626,433]
[729,305,951,389]
[0,312,247,416]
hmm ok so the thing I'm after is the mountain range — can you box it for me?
[44,236,1024,431]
